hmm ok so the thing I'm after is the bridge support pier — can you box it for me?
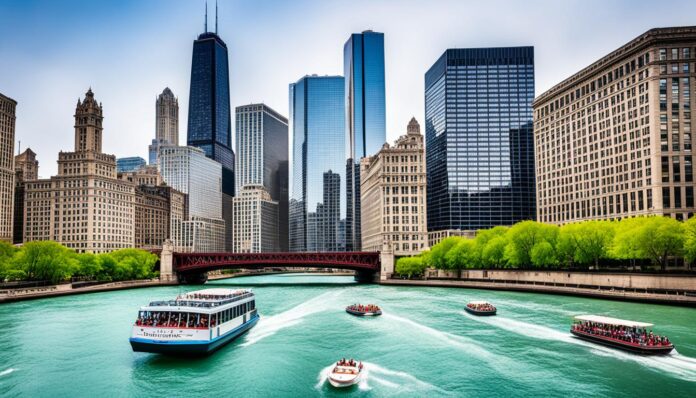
[380,243,394,281]
[160,240,175,282]
[178,272,208,285]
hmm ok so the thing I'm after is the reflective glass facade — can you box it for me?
[187,32,235,196]
[116,156,146,173]
[425,47,536,231]
[344,31,386,251]
[289,76,346,252]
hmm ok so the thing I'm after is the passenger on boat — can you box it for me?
[571,321,671,347]
[467,303,496,312]
[348,304,381,313]
[135,312,211,329]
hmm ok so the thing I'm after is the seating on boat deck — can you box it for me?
[572,321,671,347]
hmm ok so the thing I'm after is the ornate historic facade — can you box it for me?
[0,93,17,242]
[13,148,38,243]
[24,89,136,253]
[360,118,428,255]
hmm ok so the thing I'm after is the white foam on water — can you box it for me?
[241,291,341,347]
[461,312,696,382]
[0,368,15,377]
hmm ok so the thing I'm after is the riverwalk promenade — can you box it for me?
[382,273,696,307]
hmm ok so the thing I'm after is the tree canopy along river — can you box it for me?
[1,273,695,397]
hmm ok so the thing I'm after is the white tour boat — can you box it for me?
[328,360,363,388]
[129,288,259,355]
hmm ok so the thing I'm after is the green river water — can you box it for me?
[1,273,695,397]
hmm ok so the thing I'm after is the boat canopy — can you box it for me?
[574,315,653,328]
[468,301,491,305]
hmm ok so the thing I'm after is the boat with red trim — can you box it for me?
[328,359,364,388]
[464,301,497,316]
[345,304,382,316]
[570,315,674,355]
[129,288,259,355]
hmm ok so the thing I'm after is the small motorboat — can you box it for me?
[345,304,382,316]
[464,301,497,316]
[571,315,675,355]
[328,360,363,388]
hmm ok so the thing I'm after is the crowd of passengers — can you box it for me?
[572,321,672,347]
[347,304,380,313]
[334,358,363,374]
[467,303,496,312]
[135,312,217,328]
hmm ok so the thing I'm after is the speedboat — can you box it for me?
[464,301,497,316]
[129,288,259,355]
[571,315,675,355]
[345,304,382,316]
[328,360,363,388]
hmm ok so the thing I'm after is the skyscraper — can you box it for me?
[235,103,289,250]
[289,75,346,252]
[13,148,38,244]
[149,87,179,165]
[344,31,386,251]
[425,47,536,233]
[0,93,17,242]
[186,6,235,196]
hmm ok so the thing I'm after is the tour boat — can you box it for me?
[345,304,382,317]
[570,315,675,355]
[327,360,363,388]
[129,288,259,355]
[464,301,497,316]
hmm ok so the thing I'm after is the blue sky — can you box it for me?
[1,0,695,177]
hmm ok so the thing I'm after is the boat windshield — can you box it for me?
[134,311,217,329]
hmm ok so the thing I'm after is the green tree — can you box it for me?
[481,236,508,268]
[0,241,18,280]
[395,256,427,278]
[683,217,696,268]
[635,217,685,270]
[504,221,559,267]
[557,223,579,268]
[531,241,558,267]
[12,241,76,284]
[474,226,508,268]
[560,221,615,268]
[610,217,648,269]
[445,239,475,276]
[428,237,462,269]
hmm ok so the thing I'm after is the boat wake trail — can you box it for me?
[461,312,696,382]
[314,362,443,393]
[241,291,341,347]
[0,368,16,377]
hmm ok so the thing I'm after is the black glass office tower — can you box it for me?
[424,47,536,232]
[289,75,346,252]
[187,31,235,196]
[344,31,386,251]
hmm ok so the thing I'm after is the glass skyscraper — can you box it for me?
[289,75,346,252]
[344,31,386,251]
[424,47,536,232]
[186,31,235,196]
[235,104,289,251]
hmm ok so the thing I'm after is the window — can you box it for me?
[663,187,671,209]
[659,48,667,61]
[672,48,679,60]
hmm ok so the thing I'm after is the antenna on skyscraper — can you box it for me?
[215,0,218,34]
[205,1,208,32]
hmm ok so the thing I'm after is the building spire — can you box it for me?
[215,0,218,34]
[204,1,208,33]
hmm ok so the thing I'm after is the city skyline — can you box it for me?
[3,0,696,177]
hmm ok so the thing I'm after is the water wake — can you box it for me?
[0,368,16,377]
[315,362,441,393]
[241,291,341,347]
[461,312,696,382]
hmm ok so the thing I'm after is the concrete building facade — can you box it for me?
[149,87,179,165]
[232,185,279,253]
[534,27,696,223]
[13,148,38,244]
[134,185,186,251]
[23,89,135,253]
[0,93,17,242]
[360,118,427,255]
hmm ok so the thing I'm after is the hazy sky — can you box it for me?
[2,0,695,177]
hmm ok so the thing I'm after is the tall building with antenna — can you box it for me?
[186,1,235,197]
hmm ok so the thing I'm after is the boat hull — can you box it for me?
[570,330,674,355]
[130,314,259,355]
[346,308,382,317]
[464,306,496,316]
[328,373,361,388]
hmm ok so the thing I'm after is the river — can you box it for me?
[1,273,695,397]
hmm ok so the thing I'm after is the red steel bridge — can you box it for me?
[173,251,381,283]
